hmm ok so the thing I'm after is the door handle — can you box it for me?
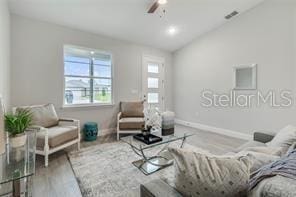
[143,95,147,102]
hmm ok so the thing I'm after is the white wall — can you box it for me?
[11,15,173,133]
[173,0,296,135]
[0,0,10,108]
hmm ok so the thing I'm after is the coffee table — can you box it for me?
[121,131,194,175]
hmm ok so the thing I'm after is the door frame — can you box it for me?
[142,54,166,111]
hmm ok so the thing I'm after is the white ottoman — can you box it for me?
[162,111,175,136]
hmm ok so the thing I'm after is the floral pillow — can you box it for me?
[168,147,252,197]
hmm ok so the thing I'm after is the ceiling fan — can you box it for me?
[147,0,167,14]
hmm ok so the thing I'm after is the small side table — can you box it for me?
[84,122,98,141]
[0,130,37,197]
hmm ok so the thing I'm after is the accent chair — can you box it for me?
[14,104,80,167]
[117,101,145,140]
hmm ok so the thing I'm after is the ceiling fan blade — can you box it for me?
[147,1,159,13]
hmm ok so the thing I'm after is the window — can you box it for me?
[64,45,113,106]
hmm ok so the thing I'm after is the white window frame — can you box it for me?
[62,45,114,108]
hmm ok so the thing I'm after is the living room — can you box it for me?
[1,0,296,196]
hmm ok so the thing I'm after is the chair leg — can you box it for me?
[44,145,49,167]
[77,141,80,151]
[117,132,120,141]
[45,154,48,167]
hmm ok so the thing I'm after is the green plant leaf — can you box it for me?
[5,108,32,136]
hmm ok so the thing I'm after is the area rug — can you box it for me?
[68,141,190,197]
[68,142,173,197]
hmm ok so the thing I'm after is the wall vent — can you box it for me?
[225,11,239,20]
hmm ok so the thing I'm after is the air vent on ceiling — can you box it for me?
[225,11,239,20]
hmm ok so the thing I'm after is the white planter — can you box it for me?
[9,133,27,148]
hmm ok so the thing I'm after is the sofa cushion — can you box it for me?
[168,147,252,197]
[120,101,144,118]
[234,141,267,153]
[249,175,296,197]
[234,146,283,173]
[242,146,283,156]
[17,104,59,128]
[267,125,296,152]
[119,117,144,130]
[36,126,78,149]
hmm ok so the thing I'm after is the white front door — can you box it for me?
[142,55,165,111]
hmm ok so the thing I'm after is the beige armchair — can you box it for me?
[14,104,80,167]
[117,101,145,140]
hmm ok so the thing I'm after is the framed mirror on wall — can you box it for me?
[233,64,257,90]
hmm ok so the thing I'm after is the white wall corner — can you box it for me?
[175,119,253,141]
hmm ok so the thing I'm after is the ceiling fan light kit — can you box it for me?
[225,10,239,19]
[168,26,177,35]
[148,0,167,14]
[158,0,167,5]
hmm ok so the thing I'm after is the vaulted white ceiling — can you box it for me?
[8,0,265,51]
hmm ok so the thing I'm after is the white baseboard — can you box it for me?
[99,128,116,136]
[175,119,252,141]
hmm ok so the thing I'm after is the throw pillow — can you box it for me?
[236,151,280,173]
[16,103,59,128]
[267,125,296,153]
[168,147,252,197]
[160,144,211,189]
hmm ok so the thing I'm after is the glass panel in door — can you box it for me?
[142,56,165,111]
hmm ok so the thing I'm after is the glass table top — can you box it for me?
[0,130,36,185]
[121,130,194,151]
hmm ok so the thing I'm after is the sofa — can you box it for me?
[140,131,296,197]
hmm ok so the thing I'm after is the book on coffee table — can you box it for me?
[133,133,162,145]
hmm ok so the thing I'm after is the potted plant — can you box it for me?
[5,109,32,148]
